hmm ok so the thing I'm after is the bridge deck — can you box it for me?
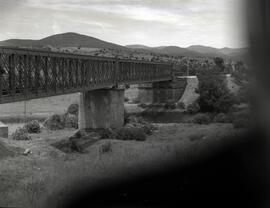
[0,47,173,104]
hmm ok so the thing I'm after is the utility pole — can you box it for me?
[187,59,190,76]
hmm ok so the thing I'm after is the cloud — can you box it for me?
[52,22,62,34]
[0,0,246,48]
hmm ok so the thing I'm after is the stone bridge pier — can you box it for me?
[78,88,125,130]
[78,77,187,130]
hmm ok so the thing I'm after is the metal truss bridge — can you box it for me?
[0,47,173,104]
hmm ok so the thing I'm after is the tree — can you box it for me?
[213,57,225,73]
[196,68,234,113]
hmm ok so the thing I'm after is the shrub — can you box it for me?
[164,102,176,110]
[132,98,140,104]
[196,69,234,113]
[126,116,147,124]
[233,118,251,129]
[213,113,232,123]
[138,103,148,108]
[67,103,79,115]
[233,84,252,105]
[125,116,157,135]
[115,127,146,141]
[192,113,211,124]
[176,102,185,109]
[44,114,65,130]
[189,134,204,141]
[99,142,112,154]
[44,113,78,130]
[124,97,129,102]
[231,108,252,129]
[12,128,31,140]
[231,61,249,84]
[24,120,41,133]
[124,109,129,125]
[64,115,78,129]
[186,102,200,114]
[99,129,117,139]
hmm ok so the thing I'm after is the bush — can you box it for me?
[99,129,117,139]
[192,113,211,124]
[44,114,65,130]
[176,102,185,109]
[231,108,252,129]
[189,134,204,141]
[186,102,200,114]
[100,116,155,141]
[196,69,234,113]
[124,109,129,125]
[231,61,249,84]
[138,103,148,108]
[125,116,157,135]
[233,118,251,129]
[132,98,141,104]
[44,112,78,130]
[64,115,78,129]
[164,102,176,110]
[213,113,232,123]
[24,120,41,133]
[124,97,129,102]
[67,103,78,115]
[233,84,252,105]
[115,127,146,141]
[125,116,147,124]
[12,128,31,140]
[99,142,112,154]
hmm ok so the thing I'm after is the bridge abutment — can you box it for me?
[79,89,125,130]
[125,78,187,104]
[152,79,187,103]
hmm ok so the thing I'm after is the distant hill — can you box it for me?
[0,33,248,61]
[0,32,126,50]
[188,45,249,62]
[153,46,201,57]
[187,45,224,57]
[126,44,247,61]
[126,44,151,50]
[126,45,202,57]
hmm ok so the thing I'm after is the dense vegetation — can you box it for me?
[196,61,234,113]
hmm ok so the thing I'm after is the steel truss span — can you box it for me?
[0,47,173,104]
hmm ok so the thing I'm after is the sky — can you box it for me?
[0,0,246,48]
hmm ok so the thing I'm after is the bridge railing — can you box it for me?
[0,47,173,103]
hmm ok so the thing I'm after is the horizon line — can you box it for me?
[0,32,248,50]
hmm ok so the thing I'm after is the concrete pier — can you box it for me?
[0,121,8,138]
[79,89,124,129]
[125,79,187,104]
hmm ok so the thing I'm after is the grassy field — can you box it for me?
[0,123,241,208]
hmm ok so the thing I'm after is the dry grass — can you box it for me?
[0,123,239,208]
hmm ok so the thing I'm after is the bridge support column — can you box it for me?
[79,89,124,129]
[0,121,8,138]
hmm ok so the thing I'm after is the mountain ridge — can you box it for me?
[0,32,247,61]
[0,32,126,50]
